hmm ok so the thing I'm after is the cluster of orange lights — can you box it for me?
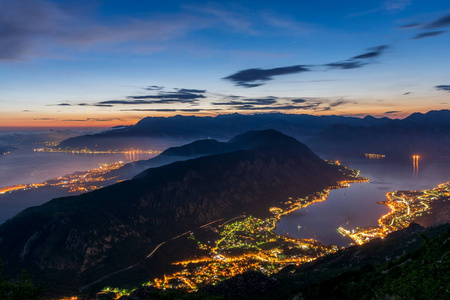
[340,181,450,245]
[365,153,386,159]
[0,184,28,194]
[144,170,367,293]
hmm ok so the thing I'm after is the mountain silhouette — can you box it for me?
[309,109,450,157]
[57,113,390,151]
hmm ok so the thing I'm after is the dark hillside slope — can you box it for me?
[105,138,238,182]
[0,130,350,295]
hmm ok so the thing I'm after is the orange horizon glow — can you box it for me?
[0,106,442,129]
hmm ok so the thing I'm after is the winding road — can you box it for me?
[79,218,227,292]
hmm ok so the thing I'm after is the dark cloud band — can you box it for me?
[412,31,446,39]
[425,13,450,29]
[435,85,450,92]
[224,45,389,87]
[224,65,310,87]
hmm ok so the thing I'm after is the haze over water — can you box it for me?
[0,145,157,188]
[276,156,450,246]
[0,142,158,224]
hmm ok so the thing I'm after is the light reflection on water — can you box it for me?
[0,145,158,188]
[0,145,160,224]
[275,156,450,247]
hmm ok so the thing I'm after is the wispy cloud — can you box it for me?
[400,12,450,40]
[384,0,412,12]
[412,31,446,39]
[120,108,206,112]
[212,97,278,106]
[0,0,238,61]
[291,99,306,103]
[145,86,164,91]
[52,86,353,114]
[224,45,389,87]
[34,118,54,120]
[210,95,349,112]
[232,104,320,111]
[385,110,401,114]
[175,88,206,93]
[424,13,450,29]
[61,118,124,122]
[398,22,423,29]
[435,85,450,92]
[94,91,206,106]
[326,61,368,70]
[352,45,389,59]
[347,0,411,18]
[327,45,389,70]
[261,13,314,35]
[184,4,257,35]
[224,65,310,87]
[329,100,350,107]
[55,87,208,109]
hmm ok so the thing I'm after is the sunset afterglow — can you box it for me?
[1,1,449,128]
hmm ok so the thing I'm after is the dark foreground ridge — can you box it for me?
[118,222,450,300]
[0,130,350,296]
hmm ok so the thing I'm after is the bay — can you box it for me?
[275,156,450,246]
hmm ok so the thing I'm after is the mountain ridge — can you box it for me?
[57,113,391,151]
[309,109,450,157]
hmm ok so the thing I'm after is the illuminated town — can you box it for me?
[0,161,126,195]
[338,181,450,245]
[100,164,368,295]
[0,147,161,197]
[34,147,160,161]
[365,153,386,159]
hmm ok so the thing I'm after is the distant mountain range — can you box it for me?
[0,130,351,296]
[57,113,391,151]
[57,110,450,158]
[308,109,450,157]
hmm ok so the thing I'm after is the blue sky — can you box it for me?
[0,0,449,127]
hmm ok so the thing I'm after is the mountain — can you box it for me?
[309,109,450,157]
[103,138,237,183]
[106,130,295,183]
[57,113,390,151]
[0,130,351,296]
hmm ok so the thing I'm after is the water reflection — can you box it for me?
[413,155,419,177]
[275,157,450,246]
[0,146,159,188]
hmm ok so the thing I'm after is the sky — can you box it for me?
[0,0,449,128]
